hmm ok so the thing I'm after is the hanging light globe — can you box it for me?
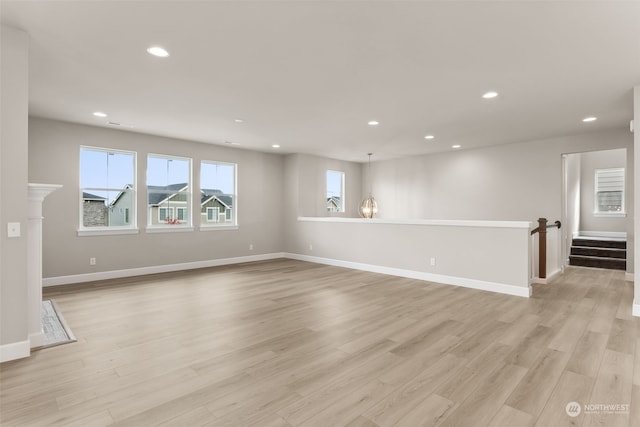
[359,153,377,218]
[359,194,378,218]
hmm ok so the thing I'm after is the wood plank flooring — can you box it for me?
[1,259,639,426]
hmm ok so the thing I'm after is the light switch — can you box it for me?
[7,222,21,238]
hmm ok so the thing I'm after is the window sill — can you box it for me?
[146,226,195,234]
[77,228,139,237]
[593,212,626,218]
[199,225,239,231]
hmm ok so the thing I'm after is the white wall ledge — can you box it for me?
[297,216,532,229]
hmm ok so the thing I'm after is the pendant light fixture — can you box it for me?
[359,153,378,218]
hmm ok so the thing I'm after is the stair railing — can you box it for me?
[530,218,561,279]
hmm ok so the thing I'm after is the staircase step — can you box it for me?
[571,238,626,249]
[570,246,626,259]
[569,255,626,270]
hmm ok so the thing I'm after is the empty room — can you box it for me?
[1,1,640,426]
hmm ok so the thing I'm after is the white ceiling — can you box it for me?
[2,1,639,162]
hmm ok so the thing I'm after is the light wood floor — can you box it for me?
[1,259,639,426]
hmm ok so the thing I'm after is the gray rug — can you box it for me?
[41,299,76,348]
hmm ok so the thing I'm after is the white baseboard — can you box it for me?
[633,303,640,318]
[578,231,627,239]
[284,253,531,298]
[530,268,562,285]
[29,332,45,348]
[625,273,635,282]
[43,253,287,287]
[0,340,30,363]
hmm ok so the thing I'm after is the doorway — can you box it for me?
[562,148,629,271]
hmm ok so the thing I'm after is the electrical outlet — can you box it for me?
[249,244,253,251]
[90,257,96,265]
[7,222,20,238]
[309,244,313,251]
[430,257,436,266]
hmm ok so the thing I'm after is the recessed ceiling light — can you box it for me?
[272,144,280,148]
[368,120,379,126]
[482,91,498,99]
[582,116,597,122]
[452,144,461,149]
[224,141,240,146]
[424,135,435,140]
[93,111,107,118]
[146,46,170,57]
[234,119,244,123]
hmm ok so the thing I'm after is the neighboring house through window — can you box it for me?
[79,146,136,232]
[594,168,625,215]
[201,161,236,226]
[147,154,192,227]
[326,170,345,213]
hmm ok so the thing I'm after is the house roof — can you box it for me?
[82,192,106,201]
[146,184,233,208]
[148,183,189,206]
[327,196,341,207]
[201,189,232,209]
[109,184,133,207]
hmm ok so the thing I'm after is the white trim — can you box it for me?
[530,268,562,285]
[625,272,634,282]
[145,226,194,234]
[283,253,531,298]
[77,228,139,237]
[29,332,45,348]
[0,340,30,363]
[199,225,239,231]
[297,216,531,229]
[633,303,640,317]
[42,252,531,298]
[578,231,627,239]
[593,212,626,218]
[42,252,287,287]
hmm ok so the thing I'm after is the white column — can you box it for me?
[27,183,62,348]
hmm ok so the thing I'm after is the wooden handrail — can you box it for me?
[530,218,561,279]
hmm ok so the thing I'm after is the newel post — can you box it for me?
[538,218,548,279]
[27,183,62,348]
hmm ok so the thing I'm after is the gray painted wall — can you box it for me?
[367,129,633,222]
[28,118,285,278]
[579,149,627,233]
[284,128,634,274]
[0,26,30,349]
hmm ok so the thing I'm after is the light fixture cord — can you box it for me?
[368,153,373,195]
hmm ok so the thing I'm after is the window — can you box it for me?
[201,161,236,226]
[79,147,136,232]
[148,154,192,227]
[176,207,187,221]
[594,168,625,215]
[159,207,174,222]
[207,207,220,223]
[326,170,345,213]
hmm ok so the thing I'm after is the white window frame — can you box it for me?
[594,168,625,217]
[326,170,345,214]
[200,160,237,229]
[146,153,193,232]
[78,146,138,237]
